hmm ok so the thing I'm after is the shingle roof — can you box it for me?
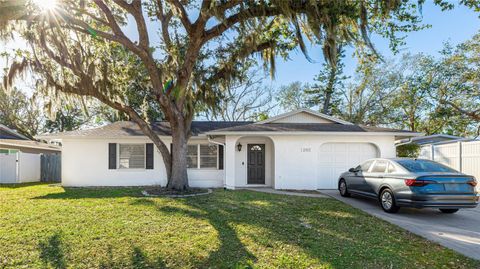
[0,139,61,153]
[0,124,29,140]
[207,123,419,134]
[37,120,418,139]
[37,121,254,138]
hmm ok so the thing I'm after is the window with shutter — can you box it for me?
[118,144,145,169]
[108,143,117,169]
[200,145,217,169]
[146,143,154,169]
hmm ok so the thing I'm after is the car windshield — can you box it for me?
[396,159,458,173]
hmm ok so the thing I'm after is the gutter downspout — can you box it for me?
[208,136,227,189]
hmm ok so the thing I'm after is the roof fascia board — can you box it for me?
[205,131,422,136]
[37,134,211,140]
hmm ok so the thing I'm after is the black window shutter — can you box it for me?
[146,143,154,169]
[218,145,224,170]
[170,143,173,157]
[108,143,117,169]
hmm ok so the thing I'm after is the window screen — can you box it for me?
[371,161,387,173]
[119,144,145,169]
[187,145,198,168]
[200,145,218,169]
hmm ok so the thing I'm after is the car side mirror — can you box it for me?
[349,168,357,173]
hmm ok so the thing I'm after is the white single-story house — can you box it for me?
[37,109,420,189]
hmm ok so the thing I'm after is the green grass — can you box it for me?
[0,183,478,269]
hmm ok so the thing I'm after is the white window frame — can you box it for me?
[187,144,219,170]
[117,143,146,170]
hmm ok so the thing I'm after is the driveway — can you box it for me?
[321,190,480,261]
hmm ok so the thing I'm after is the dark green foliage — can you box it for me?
[305,46,348,115]
[397,143,421,158]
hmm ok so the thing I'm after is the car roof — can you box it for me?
[365,157,430,162]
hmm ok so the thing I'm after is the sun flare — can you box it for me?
[32,0,58,11]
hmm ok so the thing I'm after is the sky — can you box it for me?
[1,1,480,94]
[269,1,480,88]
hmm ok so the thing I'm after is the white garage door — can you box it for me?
[317,143,379,189]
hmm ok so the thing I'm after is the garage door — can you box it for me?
[317,143,379,189]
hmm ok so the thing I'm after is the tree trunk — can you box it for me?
[166,118,190,190]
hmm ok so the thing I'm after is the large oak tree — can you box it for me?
[1,0,428,189]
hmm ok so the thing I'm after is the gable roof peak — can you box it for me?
[255,108,353,125]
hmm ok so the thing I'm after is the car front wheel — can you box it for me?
[339,179,350,197]
[379,188,400,213]
[439,209,459,214]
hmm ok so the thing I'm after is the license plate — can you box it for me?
[444,184,463,192]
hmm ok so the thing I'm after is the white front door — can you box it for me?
[317,143,379,189]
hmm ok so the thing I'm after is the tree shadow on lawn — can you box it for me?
[38,233,68,269]
[152,190,473,268]
[32,187,145,199]
[159,204,258,268]
[99,246,169,269]
[153,190,352,268]
[38,232,168,269]
[0,182,49,189]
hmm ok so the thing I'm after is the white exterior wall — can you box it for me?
[224,136,240,189]
[61,137,224,187]
[18,152,41,183]
[222,134,396,190]
[233,136,274,187]
[271,135,396,190]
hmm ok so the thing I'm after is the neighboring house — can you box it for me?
[396,134,464,146]
[37,109,420,189]
[0,124,61,184]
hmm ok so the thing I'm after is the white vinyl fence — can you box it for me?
[0,152,41,183]
[419,140,480,190]
[0,154,17,183]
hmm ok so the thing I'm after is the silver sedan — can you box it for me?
[338,158,479,213]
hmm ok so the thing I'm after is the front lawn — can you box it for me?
[0,183,477,268]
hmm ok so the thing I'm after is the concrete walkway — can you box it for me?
[241,188,330,198]
[321,189,480,261]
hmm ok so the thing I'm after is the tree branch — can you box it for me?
[166,0,192,33]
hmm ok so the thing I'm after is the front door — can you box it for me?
[247,144,265,184]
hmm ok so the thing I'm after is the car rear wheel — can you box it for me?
[439,209,459,214]
[339,179,350,197]
[379,188,400,213]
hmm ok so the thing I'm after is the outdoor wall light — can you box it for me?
[237,143,242,152]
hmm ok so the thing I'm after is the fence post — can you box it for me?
[431,144,435,161]
[458,141,462,172]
